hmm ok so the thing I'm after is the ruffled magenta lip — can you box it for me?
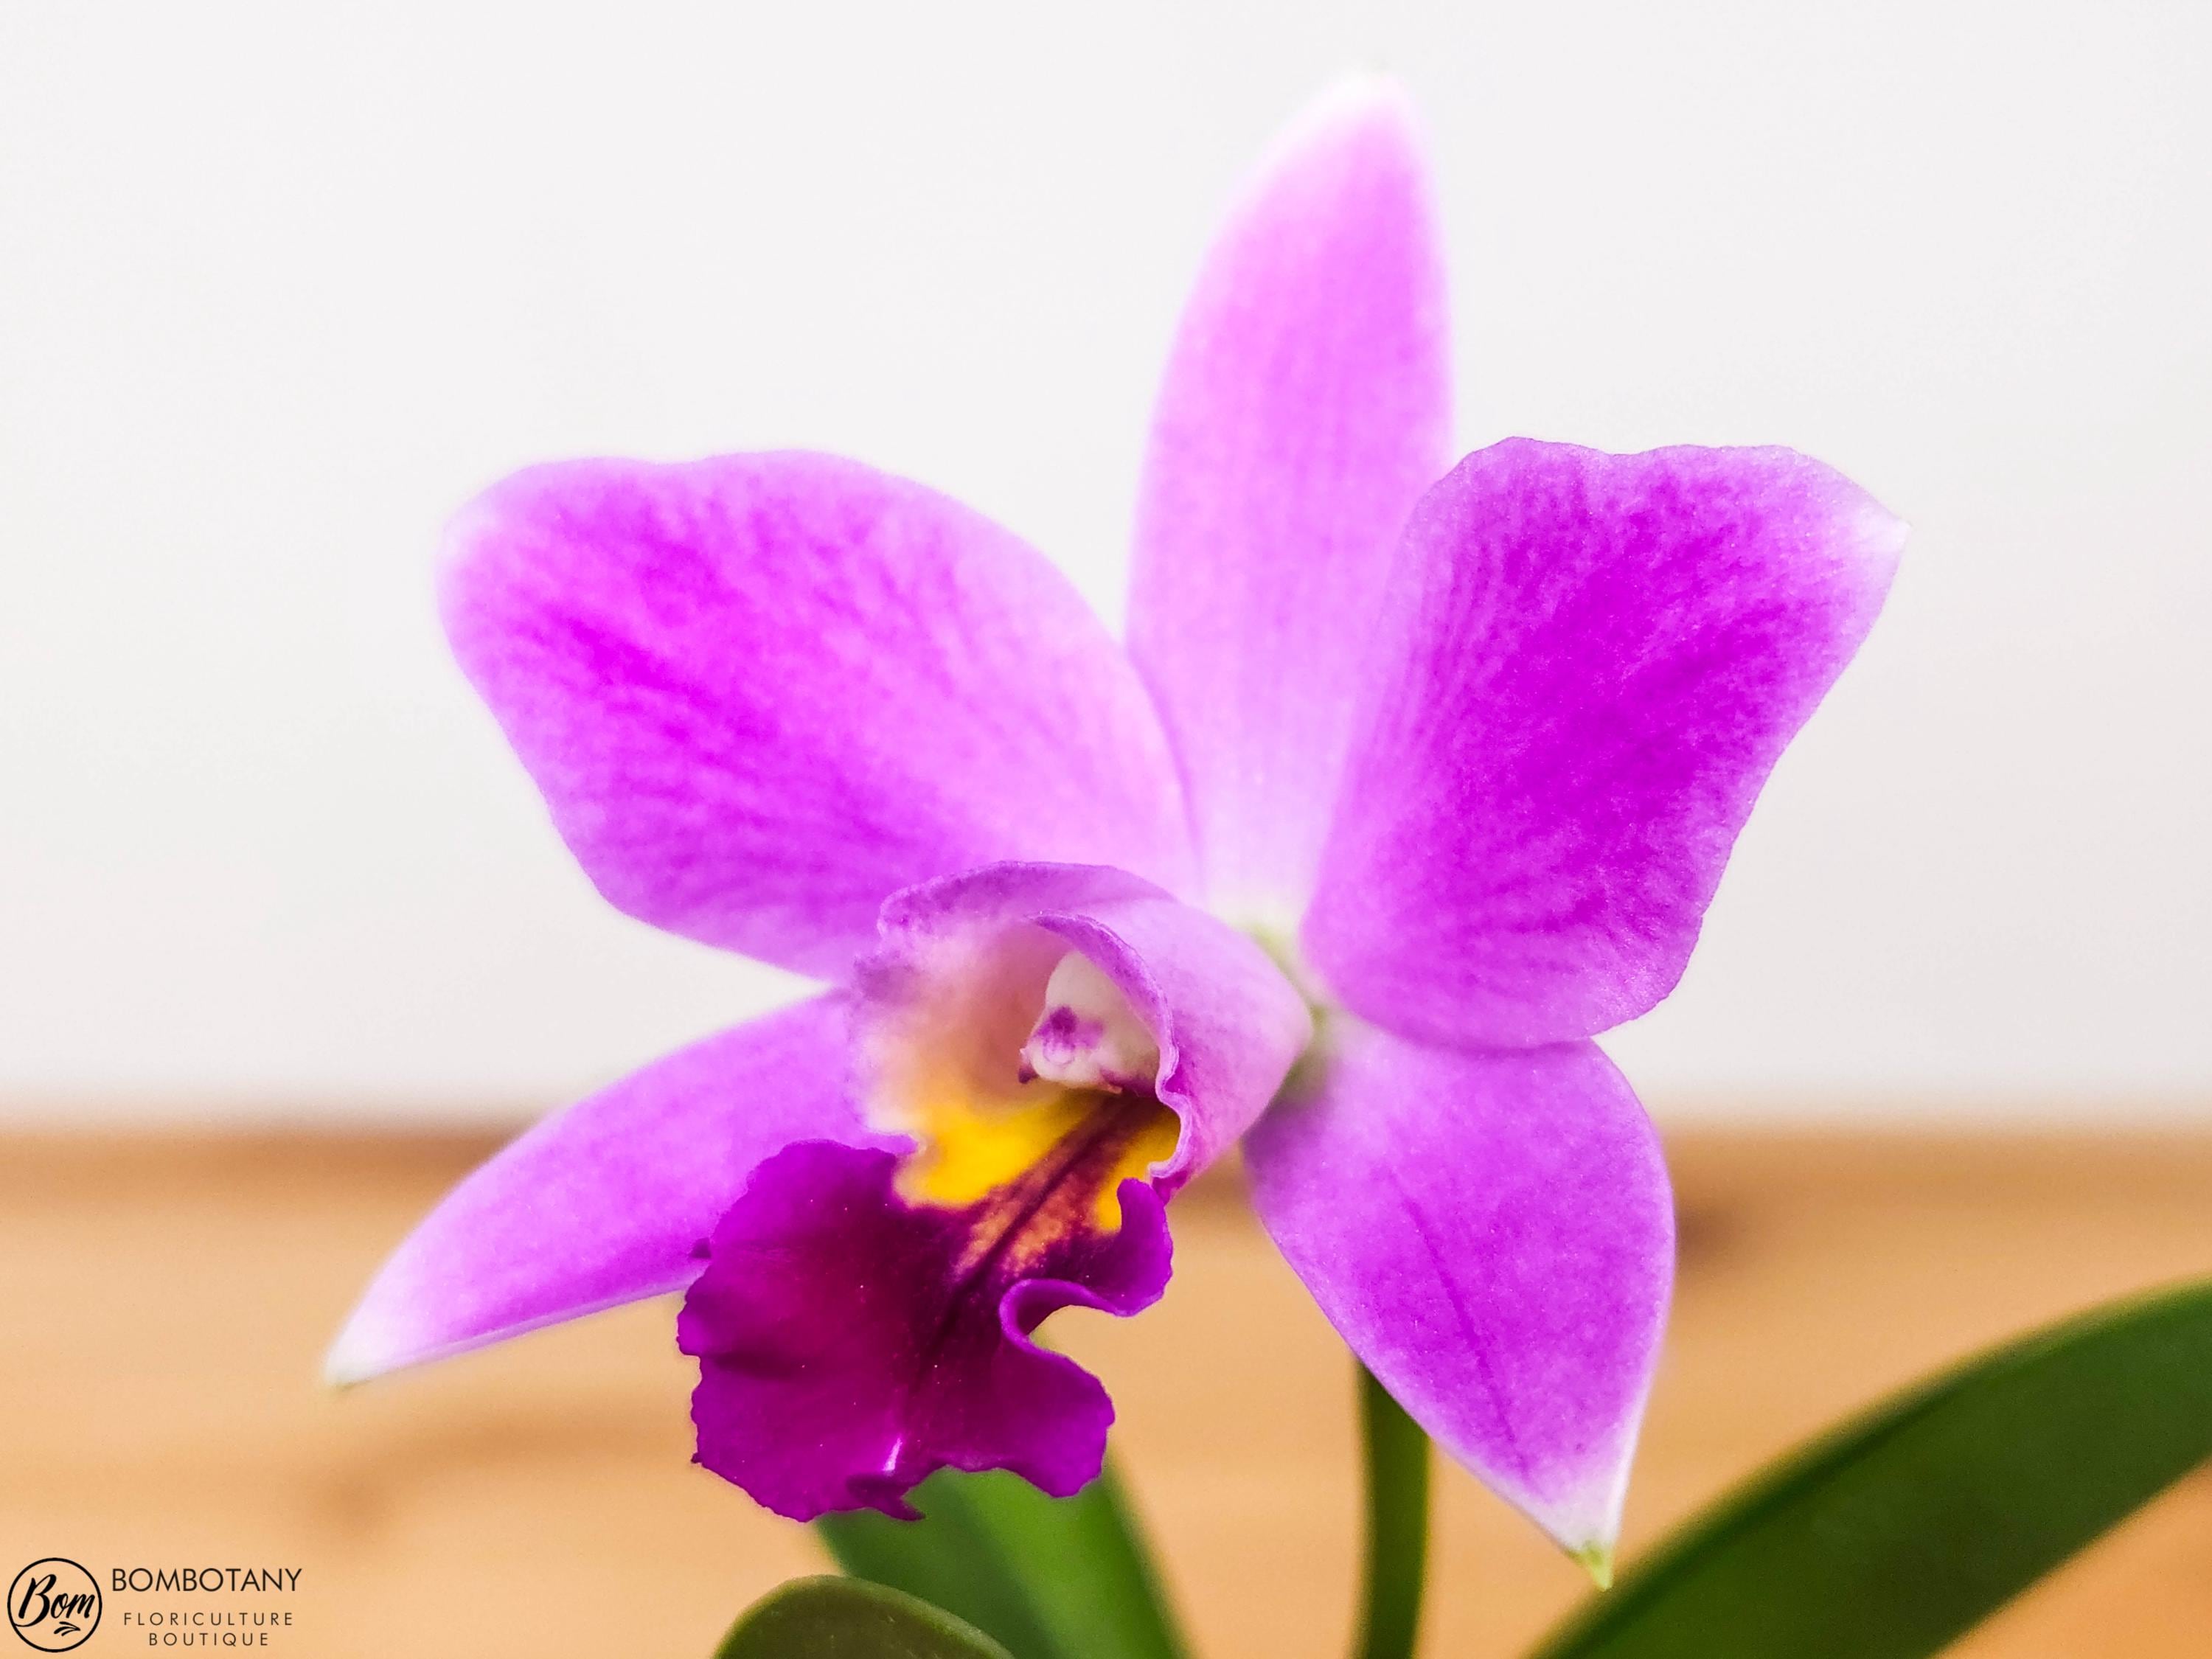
[679,1138,1174,1521]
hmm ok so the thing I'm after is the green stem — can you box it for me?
[1353,1363,1432,1659]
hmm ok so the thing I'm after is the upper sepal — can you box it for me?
[1129,77,1453,922]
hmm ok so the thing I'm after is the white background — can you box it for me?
[3,2,2206,1122]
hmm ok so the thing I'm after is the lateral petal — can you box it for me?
[1304,439,1903,1046]
[444,453,1194,978]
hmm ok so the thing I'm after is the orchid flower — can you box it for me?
[328,80,1901,1571]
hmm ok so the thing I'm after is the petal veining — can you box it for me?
[1303,439,1904,1047]
[1127,78,1452,923]
[443,453,1194,980]
[1244,1018,1673,1560]
[326,995,883,1382]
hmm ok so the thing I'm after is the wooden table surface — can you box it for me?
[5,1128,2211,1658]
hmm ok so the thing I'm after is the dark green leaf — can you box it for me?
[817,1464,1188,1659]
[815,1477,1054,1659]
[714,1575,1012,1658]
[1532,1277,2212,1659]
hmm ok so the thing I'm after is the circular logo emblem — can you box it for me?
[7,1560,100,1652]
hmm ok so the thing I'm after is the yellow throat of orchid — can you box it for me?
[864,933,1180,1235]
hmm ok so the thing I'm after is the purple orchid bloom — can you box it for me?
[329,80,1901,1569]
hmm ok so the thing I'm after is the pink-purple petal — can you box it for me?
[679,1141,1171,1520]
[1127,80,1452,920]
[443,453,1194,979]
[1244,1020,1672,1557]
[325,995,886,1382]
[1303,439,1905,1048]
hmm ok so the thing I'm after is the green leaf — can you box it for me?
[714,1575,1013,1658]
[816,1464,1189,1659]
[1354,1364,1432,1659]
[1531,1276,2212,1659]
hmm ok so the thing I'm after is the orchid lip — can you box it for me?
[671,863,1310,1515]
[669,905,1191,1515]
[680,1138,1174,1520]
[674,925,1194,1518]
